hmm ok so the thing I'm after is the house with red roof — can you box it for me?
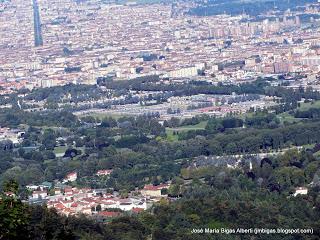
[98,211,121,218]
[62,172,77,183]
[81,207,92,215]
[131,208,144,214]
[54,188,62,195]
[141,184,170,198]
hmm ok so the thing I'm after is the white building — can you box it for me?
[293,187,308,197]
[96,169,113,176]
[164,66,199,78]
[63,172,78,183]
[32,191,48,199]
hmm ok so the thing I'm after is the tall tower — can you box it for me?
[33,0,43,47]
[295,16,301,25]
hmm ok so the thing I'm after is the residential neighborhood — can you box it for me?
[27,171,171,220]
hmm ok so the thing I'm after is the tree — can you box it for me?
[0,154,13,174]
[96,205,102,212]
[1,166,23,185]
[0,180,30,240]
[208,140,223,155]
[168,184,180,197]
[42,130,56,150]
[225,142,238,154]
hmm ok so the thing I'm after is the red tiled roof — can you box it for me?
[98,211,121,218]
[71,203,78,208]
[82,198,96,203]
[55,203,65,210]
[67,172,77,176]
[143,184,169,191]
[132,208,144,214]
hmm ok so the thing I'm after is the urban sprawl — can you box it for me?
[1,0,320,219]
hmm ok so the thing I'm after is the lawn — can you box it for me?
[169,121,208,132]
[298,100,320,111]
[277,100,320,124]
[278,112,301,124]
[302,143,316,149]
[165,121,208,141]
[54,146,68,155]
[165,129,180,141]
[81,112,126,120]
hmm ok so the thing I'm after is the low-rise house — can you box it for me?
[61,199,74,208]
[39,181,53,190]
[96,169,113,176]
[293,187,308,197]
[0,127,25,144]
[26,185,39,191]
[97,211,121,222]
[54,188,62,195]
[141,184,170,198]
[61,208,75,216]
[4,192,16,198]
[63,172,77,183]
[99,211,121,218]
[32,190,48,199]
[64,187,73,196]
[131,207,144,214]
[82,207,92,215]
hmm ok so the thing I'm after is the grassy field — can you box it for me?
[303,143,316,149]
[298,100,320,110]
[169,121,208,131]
[165,129,179,141]
[54,146,68,155]
[278,112,301,124]
[277,100,320,124]
[165,121,208,141]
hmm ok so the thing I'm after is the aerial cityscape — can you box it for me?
[1,0,320,239]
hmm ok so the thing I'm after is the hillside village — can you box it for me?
[24,163,311,222]
[26,170,170,221]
